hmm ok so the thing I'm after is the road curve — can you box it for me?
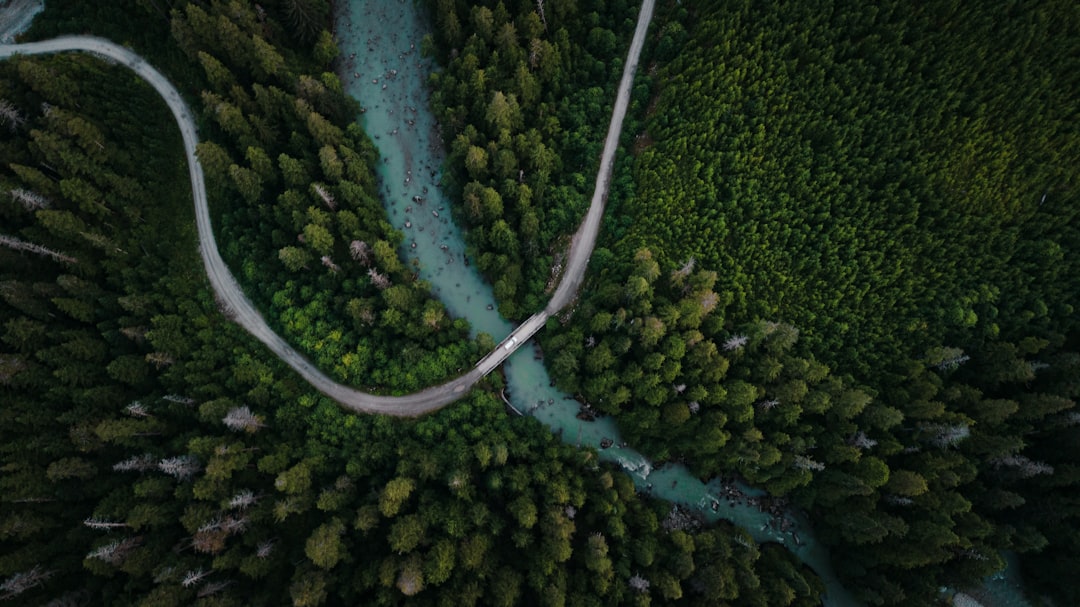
[0,0,654,416]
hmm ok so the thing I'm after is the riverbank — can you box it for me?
[956,552,1035,607]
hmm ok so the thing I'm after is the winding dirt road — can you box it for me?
[0,0,654,416]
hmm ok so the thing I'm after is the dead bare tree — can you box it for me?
[124,401,152,418]
[699,291,720,313]
[222,406,265,433]
[1,566,53,600]
[529,38,543,69]
[991,454,1055,478]
[86,537,142,565]
[628,574,650,593]
[793,455,825,472]
[83,517,130,530]
[0,99,26,132]
[368,268,391,290]
[849,431,878,450]
[723,334,748,352]
[256,538,277,559]
[312,184,336,210]
[145,352,174,369]
[0,234,77,264]
[228,490,258,510]
[9,188,51,211]
[929,423,970,449]
[671,256,695,283]
[181,569,210,588]
[158,455,201,481]
[350,240,372,265]
[756,399,781,412]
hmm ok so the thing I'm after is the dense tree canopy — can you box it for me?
[1,2,825,606]
[610,0,1079,377]
[6,0,1079,605]
[422,0,640,319]
[540,0,1080,604]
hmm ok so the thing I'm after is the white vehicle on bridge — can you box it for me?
[503,337,518,351]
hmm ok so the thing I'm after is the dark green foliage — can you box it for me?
[7,0,1077,605]
[1,3,824,606]
[422,0,639,319]
[273,0,332,45]
[542,0,1080,603]
[27,0,480,393]
[166,0,480,392]
[615,0,1079,378]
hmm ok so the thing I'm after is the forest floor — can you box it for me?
[0,0,43,44]
[0,0,655,415]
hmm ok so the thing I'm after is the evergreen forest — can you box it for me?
[423,0,641,319]
[0,1,821,606]
[534,0,1080,604]
[2,0,1079,606]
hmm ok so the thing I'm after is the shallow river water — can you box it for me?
[333,2,1026,606]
